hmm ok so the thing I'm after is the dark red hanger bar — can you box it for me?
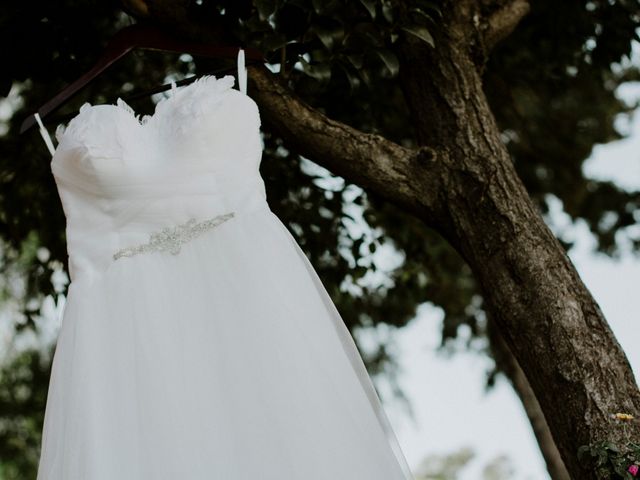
[20,23,265,134]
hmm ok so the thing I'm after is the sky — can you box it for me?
[2,38,640,480]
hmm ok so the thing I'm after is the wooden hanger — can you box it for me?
[20,22,265,134]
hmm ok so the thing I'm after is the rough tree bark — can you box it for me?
[125,0,640,477]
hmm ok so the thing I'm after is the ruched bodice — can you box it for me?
[51,75,269,285]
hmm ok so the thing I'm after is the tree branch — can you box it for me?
[247,66,441,218]
[487,317,571,480]
[483,0,530,51]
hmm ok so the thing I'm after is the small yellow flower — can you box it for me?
[614,412,634,421]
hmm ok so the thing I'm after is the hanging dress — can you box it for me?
[35,50,415,480]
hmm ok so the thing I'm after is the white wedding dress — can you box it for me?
[35,51,414,480]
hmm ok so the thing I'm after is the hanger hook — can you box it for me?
[237,48,247,95]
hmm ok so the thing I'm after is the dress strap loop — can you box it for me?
[34,112,56,156]
[237,48,247,95]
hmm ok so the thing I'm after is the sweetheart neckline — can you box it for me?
[54,74,237,145]
[86,74,235,127]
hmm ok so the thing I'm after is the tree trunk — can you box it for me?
[487,317,571,480]
[395,2,640,477]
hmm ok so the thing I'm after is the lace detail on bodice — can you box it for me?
[153,74,236,136]
[115,97,144,124]
[53,74,238,156]
[55,102,99,148]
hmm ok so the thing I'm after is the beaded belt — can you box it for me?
[112,211,235,261]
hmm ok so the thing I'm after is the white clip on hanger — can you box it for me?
[34,112,56,156]
[237,48,247,95]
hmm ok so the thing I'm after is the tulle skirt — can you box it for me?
[36,206,414,479]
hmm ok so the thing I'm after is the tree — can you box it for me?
[413,446,516,479]
[1,0,640,478]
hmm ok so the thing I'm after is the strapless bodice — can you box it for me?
[51,75,269,285]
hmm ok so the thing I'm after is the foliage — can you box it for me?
[232,0,440,86]
[578,440,640,479]
[0,349,50,480]
[577,413,640,479]
[413,446,515,479]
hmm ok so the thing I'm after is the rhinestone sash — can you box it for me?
[112,212,235,261]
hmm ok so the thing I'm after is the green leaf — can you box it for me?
[577,445,592,460]
[337,62,361,92]
[375,48,399,76]
[382,2,394,23]
[358,67,372,88]
[345,52,364,69]
[401,25,435,47]
[409,7,437,25]
[604,441,620,453]
[359,0,376,19]
[312,25,344,50]
[298,56,332,82]
[314,27,334,50]
[415,0,443,19]
[255,0,276,21]
[261,32,288,52]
